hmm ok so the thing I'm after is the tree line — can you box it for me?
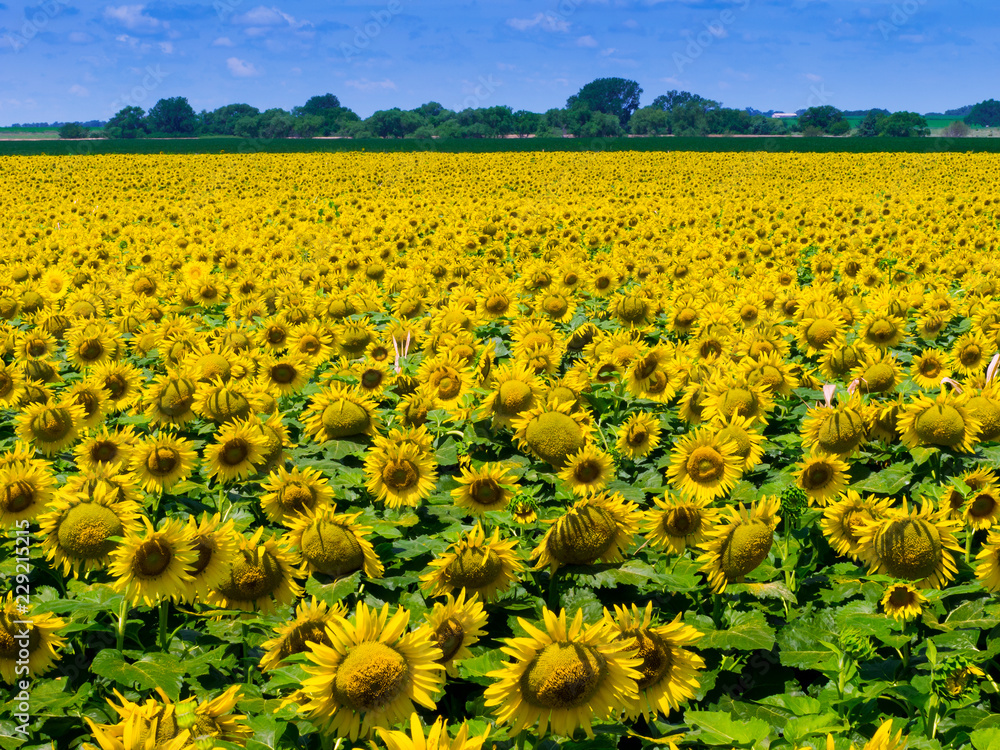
[54,78,1000,140]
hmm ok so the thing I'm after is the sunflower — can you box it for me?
[910,349,952,390]
[376,713,491,750]
[192,377,255,424]
[950,331,991,376]
[855,500,962,589]
[364,443,438,509]
[484,608,641,739]
[420,590,488,676]
[794,453,851,506]
[203,418,266,484]
[142,369,199,426]
[615,412,662,460]
[285,505,383,578]
[0,361,25,407]
[821,491,892,562]
[478,362,543,430]
[801,396,869,457]
[451,463,519,516]
[65,324,117,370]
[880,582,927,622]
[0,593,67,683]
[15,400,86,456]
[298,602,446,740]
[603,603,704,720]
[740,350,799,397]
[63,380,109,431]
[0,460,56,527]
[259,353,315,396]
[91,360,144,411]
[260,597,346,672]
[512,399,594,469]
[797,312,847,356]
[207,528,302,614]
[714,413,766,472]
[643,494,721,554]
[130,434,198,494]
[558,445,616,496]
[819,342,870,382]
[301,383,381,443]
[897,391,981,453]
[851,352,903,395]
[859,311,907,350]
[109,517,197,606]
[184,513,239,600]
[260,465,334,524]
[420,524,523,601]
[965,486,1000,530]
[696,496,781,593]
[289,321,336,361]
[74,425,139,473]
[666,427,743,502]
[37,483,143,577]
[418,352,474,410]
[531,492,643,571]
[974,529,1000,592]
[968,385,1000,442]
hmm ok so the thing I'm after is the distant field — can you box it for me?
[0,127,61,140]
[3,134,1000,155]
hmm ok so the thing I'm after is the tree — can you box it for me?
[943,120,971,137]
[651,91,719,113]
[365,108,422,138]
[856,110,886,137]
[878,111,929,137]
[293,115,325,138]
[629,107,671,135]
[58,122,89,139]
[512,110,541,137]
[668,100,712,136]
[798,105,845,134]
[295,93,341,114]
[566,77,642,127]
[146,97,198,135]
[105,106,148,139]
[965,99,1000,127]
[202,104,260,135]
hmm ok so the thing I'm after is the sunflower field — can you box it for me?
[2,152,1000,750]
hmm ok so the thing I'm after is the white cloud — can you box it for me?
[226,57,262,77]
[805,73,823,82]
[212,36,235,46]
[158,41,173,53]
[507,13,570,33]
[600,47,616,56]
[69,84,90,97]
[233,5,310,30]
[576,35,598,47]
[346,78,397,92]
[68,31,93,43]
[104,5,162,31]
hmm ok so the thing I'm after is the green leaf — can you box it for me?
[457,649,504,683]
[685,710,771,746]
[90,650,185,701]
[305,571,362,606]
[783,713,848,743]
[934,600,1000,631]
[726,700,793,730]
[850,463,913,495]
[702,610,775,652]
[244,712,286,750]
[970,728,1000,750]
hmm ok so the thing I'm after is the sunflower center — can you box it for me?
[91,440,120,463]
[3,481,36,513]
[543,295,568,317]
[30,407,73,442]
[333,642,409,712]
[969,493,997,519]
[298,335,323,355]
[281,620,331,658]
[104,374,128,399]
[573,459,603,484]
[158,379,195,416]
[802,461,834,489]
[721,520,773,582]
[876,518,942,581]
[78,339,105,361]
[913,405,966,447]
[361,370,384,390]
[549,505,619,565]
[717,426,751,458]
[146,446,180,476]
[188,537,214,576]
[432,370,461,400]
[806,319,837,348]
[624,628,674,690]
[868,319,896,343]
[665,506,701,537]
[432,617,466,663]
[266,327,287,345]
[57,503,123,559]
[218,549,286,601]
[382,459,419,491]
[301,521,364,576]
[888,586,915,608]
[321,400,370,438]
[634,354,658,381]
[280,482,316,514]
[521,642,608,709]
[719,389,757,419]
[626,423,649,448]
[816,410,866,454]
[0,620,41,658]
[470,478,502,507]
[919,358,942,378]
[272,364,297,384]
[619,296,648,323]
[862,363,895,393]
[498,381,532,414]
[0,371,12,396]
[437,544,500,591]
[221,439,252,466]
[960,344,982,367]
[524,411,585,468]
[134,538,173,577]
[754,365,783,390]
[686,446,726,483]
[486,293,509,314]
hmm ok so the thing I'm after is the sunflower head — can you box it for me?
[696,497,781,593]
[533,492,642,572]
[511,400,592,469]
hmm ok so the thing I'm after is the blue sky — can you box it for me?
[0,0,995,124]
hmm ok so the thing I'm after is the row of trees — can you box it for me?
[63,80,998,140]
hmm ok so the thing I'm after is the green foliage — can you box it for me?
[964,99,1000,127]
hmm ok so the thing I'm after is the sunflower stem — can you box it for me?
[116,597,128,651]
[712,594,724,629]
[158,599,169,652]
[965,529,974,564]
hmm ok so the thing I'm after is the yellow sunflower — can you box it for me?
[130,433,198,494]
[603,603,704,720]
[207,528,303,614]
[259,597,346,672]
[558,445,616,496]
[419,590,488,676]
[184,513,239,600]
[0,460,56,527]
[298,602,446,740]
[285,504,384,579]
[203,418,266,484]
[511,399,593,469]
[420,524,523,601]
[696,496,781,593]
[801,395,869,457]
[478,362,543,430]
[615,412,662,460]
[484,608,641,739]
[451,462,519,516]
[364,442,438,509]
[909,348,952,390]
[665,427,743,502]
[73,425,139,473]
[974,529,1000,592]
[897,391,981,453]
[142,369,199,427]
[643,494,721,554]
[109,517,197,606]
[260,465,334,524]
[794,453,851,506]
[376,713,491,750]
[0,593,67,683]
[880,582,927,622]
[301,383,381,443]
[820,491,892,562]
[714,413,766,472]
[15,400,86,456]
[531,492,643,571]
[855,499,962,589]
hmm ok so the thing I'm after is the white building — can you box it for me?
[771,112,798,119]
